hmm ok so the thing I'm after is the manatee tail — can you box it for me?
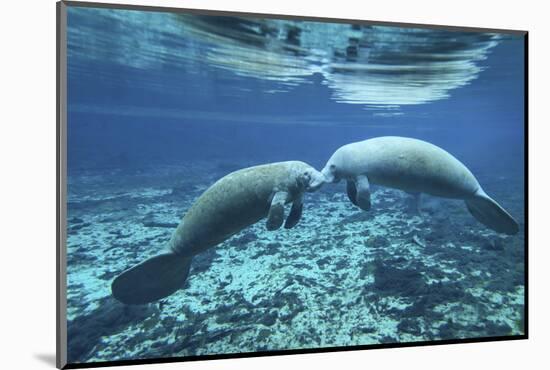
[111,252,192,305]
[465,189,519,235]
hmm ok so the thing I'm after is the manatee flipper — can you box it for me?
[266,191,288,230]
[284,195,303,229]
[354,175,372,211]
[465,189,519,235]
[111,252,192,305]
[346,180,358,206]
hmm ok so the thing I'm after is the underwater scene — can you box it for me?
[65,6,526,364]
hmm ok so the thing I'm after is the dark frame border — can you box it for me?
[60,0,527,34]
[57,1,68,368]
[56,1,529,369]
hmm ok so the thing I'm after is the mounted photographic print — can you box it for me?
[56,1,528,368]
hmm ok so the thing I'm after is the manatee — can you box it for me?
[111,161,325,304]
[321,136,519,235]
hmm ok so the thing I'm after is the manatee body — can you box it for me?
[112,161,325,305]
[321,136,519,235]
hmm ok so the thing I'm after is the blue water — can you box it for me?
[65,6,525,364]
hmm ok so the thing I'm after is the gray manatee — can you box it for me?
[111,161,325,305]
[321,136,519,235]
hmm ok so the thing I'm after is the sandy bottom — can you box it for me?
[65,161,525,363]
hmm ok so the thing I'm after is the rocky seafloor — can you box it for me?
[65,161,525,364]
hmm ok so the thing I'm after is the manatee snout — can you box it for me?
[304,168,326,192]
[321,163,339,183]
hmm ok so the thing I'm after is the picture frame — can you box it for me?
[57,1,528,368]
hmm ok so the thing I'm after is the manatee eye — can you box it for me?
[330,164,336,171]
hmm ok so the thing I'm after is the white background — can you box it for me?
[1,0,548,369]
